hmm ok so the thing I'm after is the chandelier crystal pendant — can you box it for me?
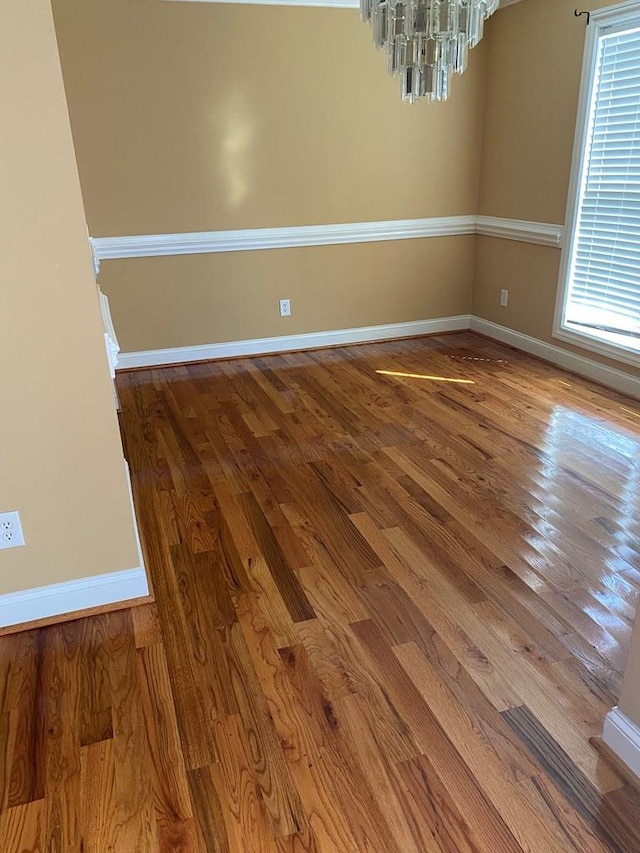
[361,0,499,103]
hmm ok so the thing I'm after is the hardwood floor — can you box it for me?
[2,331,640,850]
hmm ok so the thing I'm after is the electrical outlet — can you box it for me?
[0,511,25,550]
[500,289,509,307]
[279,298,291,318]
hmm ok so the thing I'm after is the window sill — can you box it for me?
[553,325,640,369]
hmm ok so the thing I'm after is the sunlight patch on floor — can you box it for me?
[376,369,475,384]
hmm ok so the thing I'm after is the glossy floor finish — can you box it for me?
[2,333,640,851]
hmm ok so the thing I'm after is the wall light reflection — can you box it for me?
[219,90,254,208]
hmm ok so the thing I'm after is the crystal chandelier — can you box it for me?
[361,0,499,103]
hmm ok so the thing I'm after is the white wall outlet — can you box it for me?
[279,298,291,318]
[0,511,25,550]
[500,289,509,307]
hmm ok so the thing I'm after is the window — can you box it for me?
[555,1,640,365]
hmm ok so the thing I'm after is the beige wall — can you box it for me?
[0,0,140,596]
[473,0,640,380]
[478,0,585,224]
[52,0,487,351]
[53,0,486,234]
[100,237,475,352]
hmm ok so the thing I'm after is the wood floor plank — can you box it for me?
[203,500,253,597]
[272,522,314,573]
[172,492,221,555]
[172,539,238,633]
[0,799,44,852]
[78,617,114,747]
[281,503,371,626]
[5,630,44,809]
[106,609,158,851]
[132,603,163,649]
[188,763,231,853]
[209,713,280,852]
[274,826,320,852]
[42,623,82,852]
[383,444,557,593]
[283,470,385,589]
[136,643,193,830]
[0,646,23,816]
[0,711,19,817]
[157,817,200,853]
[79,738,118,852]
[540,588,629,673]
[238,491,316,623]
[225,624,306,839]
[213,483,298,646]
[294,619,355,704]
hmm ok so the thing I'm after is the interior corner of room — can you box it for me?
[3,0,640,840]
[52,0,640,388]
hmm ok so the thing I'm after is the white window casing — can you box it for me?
[554,0,640,366]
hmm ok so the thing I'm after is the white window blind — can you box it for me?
[565,23,640,346]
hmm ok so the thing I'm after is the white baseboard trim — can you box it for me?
[90,216,477,262]
[0,566,149,629]
[603,707,640,781]
[475,216,564,247]
[118,314,640,400]
[470,317,640,400]
[117,315,472,369]
[98,288,120,378]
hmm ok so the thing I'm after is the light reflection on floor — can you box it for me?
[541,405,640,626]
[376,369,475,384]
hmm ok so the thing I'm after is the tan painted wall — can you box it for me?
[99,237,475,352]
[52,0,487,351]
[478,0,585,225]
[0,0,140,596]
[473,0,640,380]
